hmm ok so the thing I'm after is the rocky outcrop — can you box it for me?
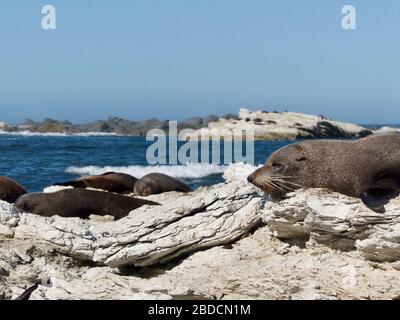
[186,109,372,140]
[4,225,400,300]
[263,189,400,262]
[1,109,372,139]
[2,114,238,135]
[2,181,263,268]
[2,165,400,300]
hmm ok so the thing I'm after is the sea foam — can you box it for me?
[66,163,228,179]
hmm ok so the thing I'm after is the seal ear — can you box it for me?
[293,144,307,161]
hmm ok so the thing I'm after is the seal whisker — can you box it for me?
[268,181,287,193]
[255,176,287,193]
[270,180,297,192]
[271,178,306,189]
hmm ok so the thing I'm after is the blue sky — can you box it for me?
[0,0,399,124]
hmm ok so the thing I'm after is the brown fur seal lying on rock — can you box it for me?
[54,172,138,194]
[247,134,400,202]
[0,176,27,203]
[14,189,159,220]
[134,173,191,196]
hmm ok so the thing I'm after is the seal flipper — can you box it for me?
[54,180,87,188]
[15,284,39,300]
[361,171,400,211]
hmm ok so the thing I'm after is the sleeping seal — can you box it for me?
[134,173,191,196]
[54,172,138,194]
[247,134,400,201]
[0,176,27,203]
[14,189,159,220]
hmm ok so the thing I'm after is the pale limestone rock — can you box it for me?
[185,108,371,141]
[222,163,261,183]
[12,181,264,267]
[19,228,400,300]
[263,188,400,258]
[0,201,20,226]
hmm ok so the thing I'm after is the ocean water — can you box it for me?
[0,132,292,192]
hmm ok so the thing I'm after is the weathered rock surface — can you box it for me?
[2,164,400,300]
[263,189,400,262]
[186,108,372,140]
[5,227,400,300]
[6,181,264,268]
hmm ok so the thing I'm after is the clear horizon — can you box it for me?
[1,0,399,124]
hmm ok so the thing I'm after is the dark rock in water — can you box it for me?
[5,114,236,135]
[21,119,38,127]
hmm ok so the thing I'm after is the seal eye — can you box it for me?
[271,163,282,170]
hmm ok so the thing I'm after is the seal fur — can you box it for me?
[247,134,400,201]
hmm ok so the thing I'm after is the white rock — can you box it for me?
[263,188,400,258]
[13,181,264,267]
[223,163,261,183]
[184,108,371,140]
[0,201,20,226]
[19,228,400,300]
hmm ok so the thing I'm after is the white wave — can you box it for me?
[66,163,228,179]
[0,130,123,137]
[43,185,73,193]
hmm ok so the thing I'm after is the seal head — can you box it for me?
[247,143,311,199]
[248,134,400,202]
[0,176,27,203]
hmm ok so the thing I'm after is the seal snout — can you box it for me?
[247,174,254,184]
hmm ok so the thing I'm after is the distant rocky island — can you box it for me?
[0,115,237,136]
[0,109,373,140]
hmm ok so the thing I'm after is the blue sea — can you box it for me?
[0,132,291,192]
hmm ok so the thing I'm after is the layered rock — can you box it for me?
[2,165,400,300]
[186,108,372,140]
[263,189,400,262]
[3,181,263,268]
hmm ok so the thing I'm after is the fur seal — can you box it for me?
[54,172,138,194]
[0,176,27,203]
[14,189,159,220]
[134,173,191,196]
[247,134,400,201]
